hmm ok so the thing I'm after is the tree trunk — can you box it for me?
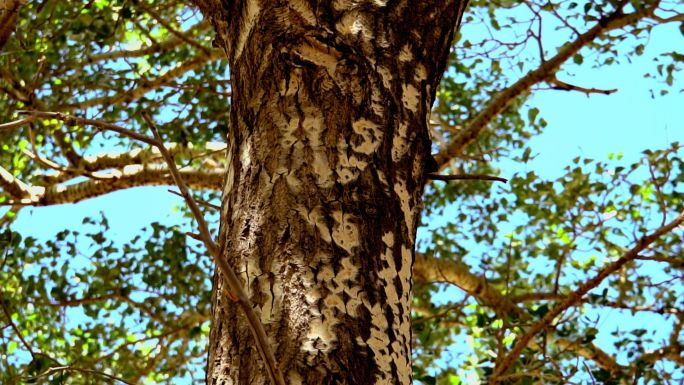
[192,1,467,384]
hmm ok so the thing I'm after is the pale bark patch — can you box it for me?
[331,210,360,254]
[351,119,383,155]
[288,0,316,25]
[123,164,143,175]
[296,205,332,243]
[377,65,392,90]
[414,64,427,82]
[294,40,340,76]
[401,83,420,113]
[393,179,414,242]
[234,0,261,61]
[391,123,409,162]
[398,44,413,62]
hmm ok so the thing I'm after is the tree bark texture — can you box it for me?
[193,1,467,384]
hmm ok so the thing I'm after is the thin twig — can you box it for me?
[167,189,220,210]
[140,112,286,385]
[18,111,158,147]
[427,173,508,183]
[0,289,35,359]
[136,3,211,56]
[0,116,34,131]
[550,78,617,95]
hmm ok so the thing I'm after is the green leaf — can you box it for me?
[573,53,584,65]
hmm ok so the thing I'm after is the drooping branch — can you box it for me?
[0,116,34,131]
[433,3,661,169]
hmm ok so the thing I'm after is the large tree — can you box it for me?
[1,0,683,385]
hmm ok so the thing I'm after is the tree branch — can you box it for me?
[0,288,36,359]
[433,4,659,170]
[5,165,223,206]
[0,116,34,132]
[37,142,226,185]
[136,3,212,55]
[0,165,36,201]
[489,209,684,382]
[413,254,628,374]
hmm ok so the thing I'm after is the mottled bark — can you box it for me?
[194,1,467,384]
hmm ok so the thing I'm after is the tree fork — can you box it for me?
[191,1,467,384]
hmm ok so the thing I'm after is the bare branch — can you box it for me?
[555,339,625,375]
[168,189,220,210]
[33,366,137,385]
[37,142,226,184]
[84,20,211,63]
[7,166,224,206]
[414,253,525,319]
[413,254,627,373]
[434,5,659,169]
[20,111,159,147]
[136,3,212,55]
